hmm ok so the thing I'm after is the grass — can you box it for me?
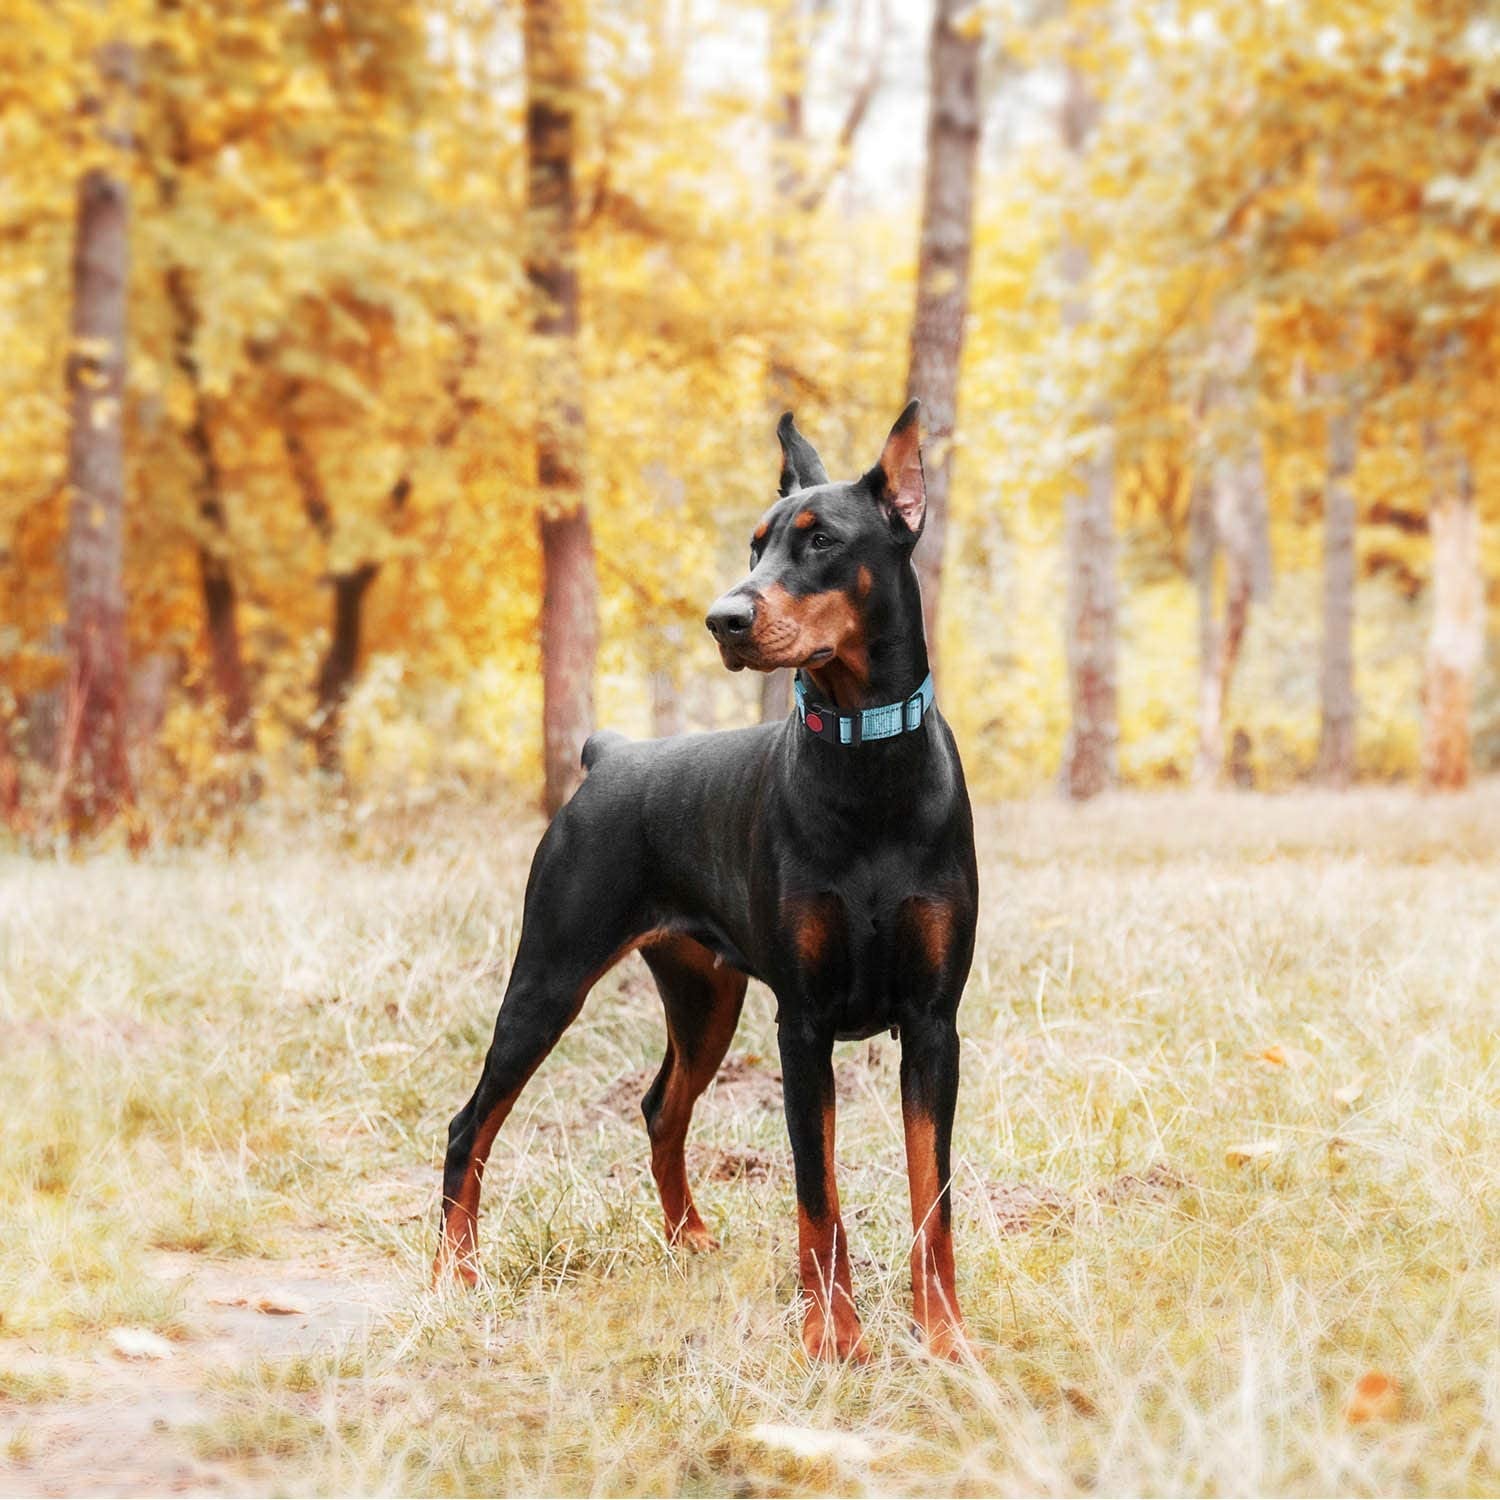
[2,787,1499,1494]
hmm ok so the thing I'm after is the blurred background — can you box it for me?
[2,0,1497,837]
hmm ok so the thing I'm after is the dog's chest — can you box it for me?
[804,878,944,1039]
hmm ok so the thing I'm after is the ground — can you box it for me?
[2,788,1498,1496]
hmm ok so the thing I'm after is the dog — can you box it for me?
[436,401,978,1361]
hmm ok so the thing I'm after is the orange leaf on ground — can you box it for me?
[1346,1371,1401,1423]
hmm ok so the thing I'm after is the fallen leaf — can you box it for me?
[1250,1043,1313,1069]
[109,1327,174,1361]
[746,1423,876,1464]
[254,1292,309,1316]
[1333,1075,1367,1106]
[1225,1138,1281,1167]
[1346,1370,1401,1423]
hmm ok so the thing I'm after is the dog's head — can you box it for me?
[705,402,926,690]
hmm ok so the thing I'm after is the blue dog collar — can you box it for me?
[793,670,935,746]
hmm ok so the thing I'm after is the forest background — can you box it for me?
[2,0,1497,836]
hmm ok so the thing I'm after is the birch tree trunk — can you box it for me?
[526,0,598,814]
[1421,419,1482,791]
[1316,389,1359,786]
[906,0,981,673]
[1058,59,1117,800]
[59,41,136,833]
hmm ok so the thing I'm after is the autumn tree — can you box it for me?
[759,0,886,720]
[907,0,982,672]
[1193,312,1271,784]
[59,39,136,832]
[1057,47,1117,801]
[1317,379,1360,786]
[148,4,254,755]
[1421,359,1483,791]
[527,0,598,814]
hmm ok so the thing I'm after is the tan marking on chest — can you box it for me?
[907,899,954,970]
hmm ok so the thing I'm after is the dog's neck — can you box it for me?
[800,563,929,714]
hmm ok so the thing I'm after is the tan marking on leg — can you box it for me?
[641,935,746,1253]
[435,1082,521,1287]
[435,928,669,1286]
[902,1103,969,1360]
[797,1098,867,1362]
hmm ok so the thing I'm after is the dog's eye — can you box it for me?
[809,532,836,551]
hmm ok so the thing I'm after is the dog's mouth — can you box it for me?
[717,642,836,673]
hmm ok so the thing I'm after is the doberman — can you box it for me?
[436,401,978,1361]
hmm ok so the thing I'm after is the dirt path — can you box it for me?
[0,1251,399,1498]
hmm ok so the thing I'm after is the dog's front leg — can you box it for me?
[777,1014,867,1362]
[899,1009,971,1360]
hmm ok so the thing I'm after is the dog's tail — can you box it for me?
[580,730,628,773]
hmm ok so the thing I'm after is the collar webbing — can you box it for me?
[792,670,935,746]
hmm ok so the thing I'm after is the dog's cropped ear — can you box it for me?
[776,412,829,496]
[865,398,926,541]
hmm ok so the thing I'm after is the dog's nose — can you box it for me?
[705,596,754,642]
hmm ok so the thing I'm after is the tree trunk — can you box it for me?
[1189,468,1216,777]
[310,563,378,773]
[278,323,479,774]
[906,0,982,672]
[165,264,255,753]
[1194,315,1271,784]
[761,0,808,725]
[59,41,136,834]
[760,0,883,723]
[1062,434,1118,800]
[0,714,22,832]
[1316,390,1359,786]
[1058,59,1117,800]
[1196,450,1270,782]
[154,24,255,757]
[527,0,598,815]
[1421,424,1482,791]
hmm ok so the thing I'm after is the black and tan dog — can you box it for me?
[436,402,978,1361]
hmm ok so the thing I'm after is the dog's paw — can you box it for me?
[801,1303,869,1364]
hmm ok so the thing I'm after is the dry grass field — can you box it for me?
[2,788,1499,1496]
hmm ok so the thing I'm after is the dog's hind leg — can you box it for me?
[435,806,649,1285]
[638,936,748,1251]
